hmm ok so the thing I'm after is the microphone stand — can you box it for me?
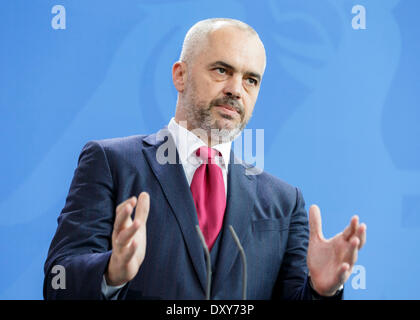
[195,225,212,300]
[195,224,248,300]
[229,225,247,300]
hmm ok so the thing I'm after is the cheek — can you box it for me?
[243,95,257,117]
[192,78,219,103]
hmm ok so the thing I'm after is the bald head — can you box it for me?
[180,18,266,71]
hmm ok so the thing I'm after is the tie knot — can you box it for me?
[196,146,219,162]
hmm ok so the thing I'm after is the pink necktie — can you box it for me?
[190,146,226,251]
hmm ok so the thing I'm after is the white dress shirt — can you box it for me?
[102,118,232,299]
[167,117,232,195]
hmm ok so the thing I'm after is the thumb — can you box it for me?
[309,204,324,240]
[134,192,150,225]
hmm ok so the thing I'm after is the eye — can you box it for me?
[215,67,226,74]
[246,78,258,86]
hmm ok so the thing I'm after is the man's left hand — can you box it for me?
[307,204,367,297]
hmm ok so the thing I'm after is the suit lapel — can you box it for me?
[142,128,208,293]
[212,151,257,296]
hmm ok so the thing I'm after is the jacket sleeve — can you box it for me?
[43,141,129,299]
[271,187,343,300]
[271,187,313,300]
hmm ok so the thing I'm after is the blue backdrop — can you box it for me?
[1,0,419,300]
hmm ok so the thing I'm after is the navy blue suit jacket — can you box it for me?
[44,127,320,300]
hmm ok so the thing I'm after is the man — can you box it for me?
[44,18,366,300]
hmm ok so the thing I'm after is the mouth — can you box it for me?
[214,104,239,116]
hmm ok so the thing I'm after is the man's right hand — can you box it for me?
[105,192,150,286]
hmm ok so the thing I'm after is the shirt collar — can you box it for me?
[167,117,232,168]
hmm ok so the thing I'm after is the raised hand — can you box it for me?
[307,204,366,296]
[105,192,150,286]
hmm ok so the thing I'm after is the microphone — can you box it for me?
[195,224,248,300]
[195,225,212,300]
[229,225,247,300]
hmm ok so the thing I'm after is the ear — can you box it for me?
[172,61,187,92]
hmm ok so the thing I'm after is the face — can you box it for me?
[175,25,266,144]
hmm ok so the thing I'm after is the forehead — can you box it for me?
[195,26,266,76]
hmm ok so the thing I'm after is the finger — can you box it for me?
[356,223,367,249]
[338,262,352,284]
[114,202,134,233]
[114,199,136,232]
[116,196,137,215]
[309,204,324,240]
[134,192,150,225]
[342,215,359,241]
[116,219,141,247]
[346,236,360,265]
[121,239,139,264]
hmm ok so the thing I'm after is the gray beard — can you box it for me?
[182,83,248,144]
[184,104,244,144]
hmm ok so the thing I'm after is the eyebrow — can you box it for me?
[208,60,261,83]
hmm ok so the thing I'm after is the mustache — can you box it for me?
[209,97,244,115]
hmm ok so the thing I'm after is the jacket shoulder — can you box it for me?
[256,170,296,193]
[78,135,150,168]
[239,159,303,213]
[235,155,298,197]
[92,135,147,151]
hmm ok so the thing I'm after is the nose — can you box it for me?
[223,75,242,100]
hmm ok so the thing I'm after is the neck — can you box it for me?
[176,116,234,147]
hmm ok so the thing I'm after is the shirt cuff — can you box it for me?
[101,275,127,300]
